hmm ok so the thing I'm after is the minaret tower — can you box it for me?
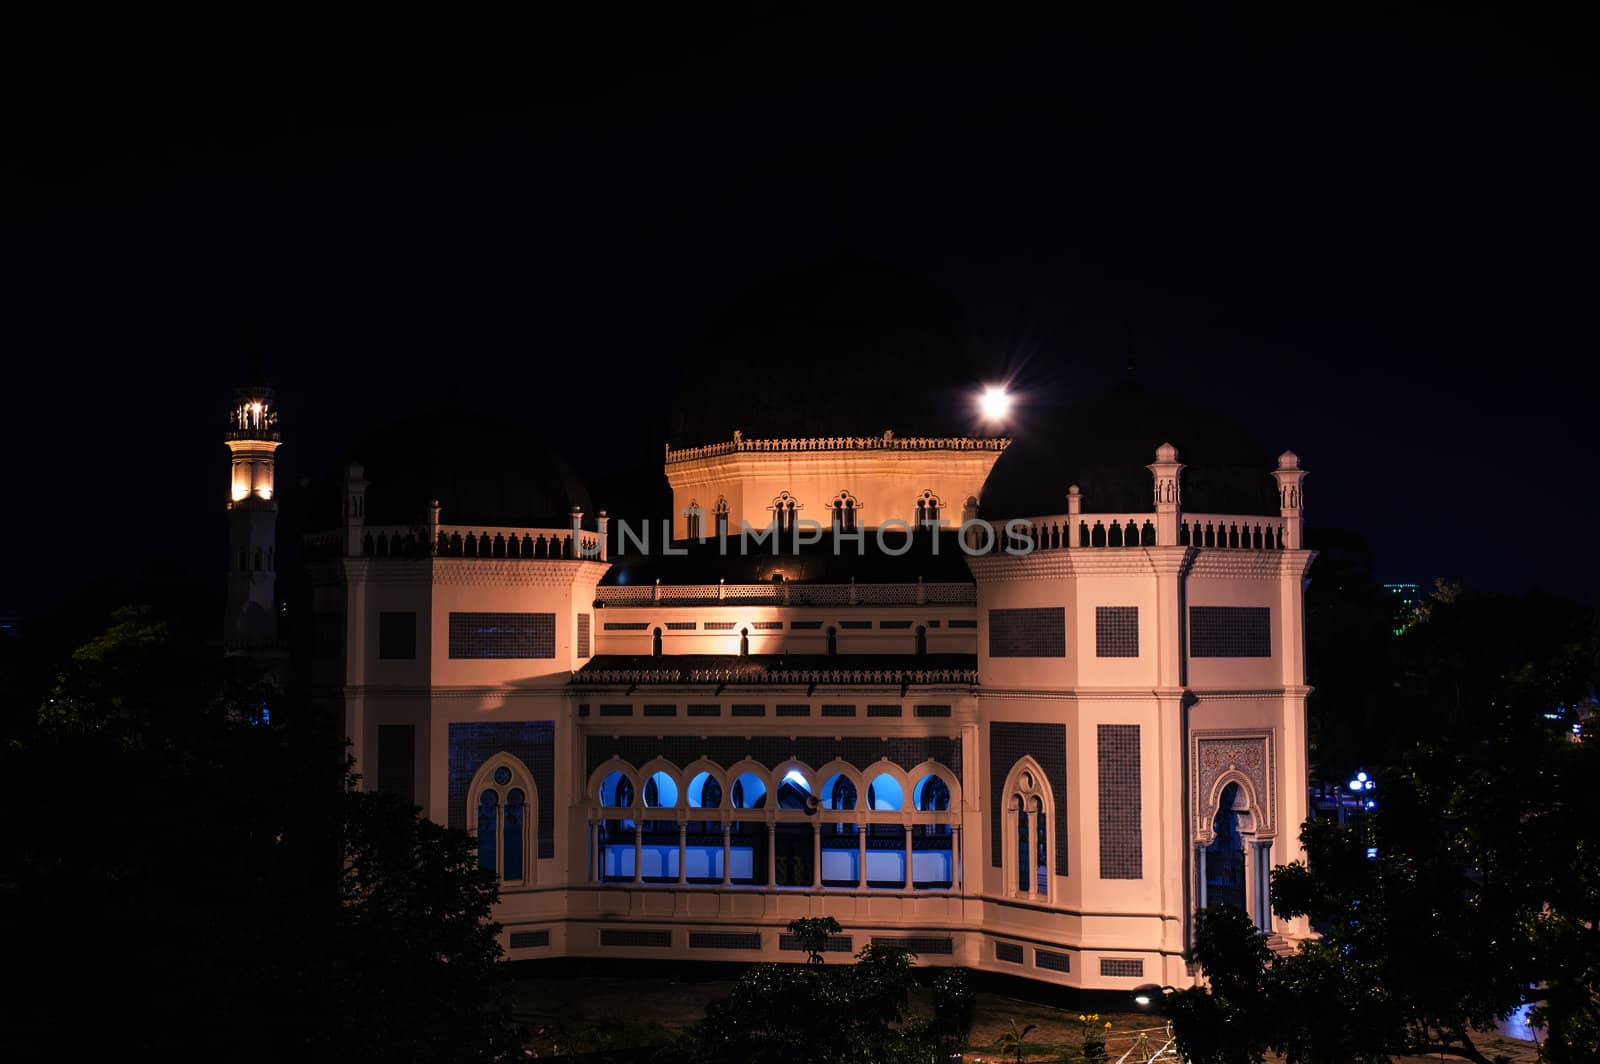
[224,381,281,650]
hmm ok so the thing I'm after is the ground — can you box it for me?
[511,966,1544,1062]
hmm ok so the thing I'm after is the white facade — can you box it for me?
[295,423,1313,989]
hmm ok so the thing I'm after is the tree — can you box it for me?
[1171,589,1600,1064]
[686,923,966,1064]
[0,600,519,1062]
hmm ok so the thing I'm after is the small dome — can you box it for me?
[669,254,993,447]
[308,411,590,529]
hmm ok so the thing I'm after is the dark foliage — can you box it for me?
[681,922,971,1063]
[1174,585,1600,1064]
[0,593,518,1062]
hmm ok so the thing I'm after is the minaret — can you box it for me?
[224,382,282,649]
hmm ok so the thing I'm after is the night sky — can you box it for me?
[5,12,1596,615]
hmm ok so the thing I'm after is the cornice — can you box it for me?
[431,559,611,588]
[966,550,1161,581]
[1186,549,1313,581]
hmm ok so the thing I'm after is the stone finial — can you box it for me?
[1067,484,1082,517]
[1272,450,1308,548]
[1147,445,1185,544]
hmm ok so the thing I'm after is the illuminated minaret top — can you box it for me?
[226,385,281,505]
[224,383,282,650]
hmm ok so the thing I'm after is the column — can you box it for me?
[812,824,822,889]
[904,815,915,890]
[633,821,643,885]
[678,821,688,886]
[858,815,868,889]
[766,821,777,888]
[721,821,731,887]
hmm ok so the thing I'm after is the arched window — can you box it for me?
[470,757,537,886]
[652,627,663,657]
[714,497,729,539]
[913,774,950,811]
[826,626,838,656]
[830,491,859,533]
[685,769,724,885]
[596,769,636,883]
[915,490,942,529]
[770,492,800,536]
[729,771,768,886]
[915,625,928,656]
[911,771,954,888]
[1003,760,1053,901]
[685,501,702,541]
[640,769,680,883]
[1205,782,1248,913]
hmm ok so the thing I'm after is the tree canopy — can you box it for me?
[1172,582,1600,1063]
[0,590,519,1062]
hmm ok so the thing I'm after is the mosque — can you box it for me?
[224,258,1314,989]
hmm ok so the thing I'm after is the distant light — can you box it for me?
[1134,994,1151,1006]
[978,385,1012,422]
[1366,847,1378,859]
[1365,800,1376,809]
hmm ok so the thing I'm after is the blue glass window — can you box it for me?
[477,790,499,873]
[503,789,525,881]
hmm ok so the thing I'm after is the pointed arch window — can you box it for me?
[714,497,729,539]
[685,500,703,541]
[1003,761,1054,901]
[915,490,942,529]
[469,758,537,886]
[830,491,859,533]
[770,492,800,536]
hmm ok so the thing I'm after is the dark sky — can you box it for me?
[4,11,1596,614]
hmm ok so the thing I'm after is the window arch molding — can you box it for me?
[909,762,962,810]
[915,489,943,528]
[769,491,802,533]
[467,753,539,886]
[636,758,686,811]
[587,759,642,811]
[681,758,728,809]
[829,490,861,532]
[1001,756,1055,901]
[1198,770,1263,846]
[724,757,772,810]
[768,759,819,797]
[861,761,912,814]
[813,760,865,810]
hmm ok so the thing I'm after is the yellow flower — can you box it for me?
[1105,1022,1113,1029]
[1078,1015,1086,1022]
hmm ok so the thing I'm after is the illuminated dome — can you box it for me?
[308,411,591,529]
[980,384,1279,518]
[669,254,992,447]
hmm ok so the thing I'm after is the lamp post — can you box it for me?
[1346,770,1377,858]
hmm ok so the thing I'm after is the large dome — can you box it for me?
[308,411,591,529]
[669,254,992,447]
[980,383,1280,518]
